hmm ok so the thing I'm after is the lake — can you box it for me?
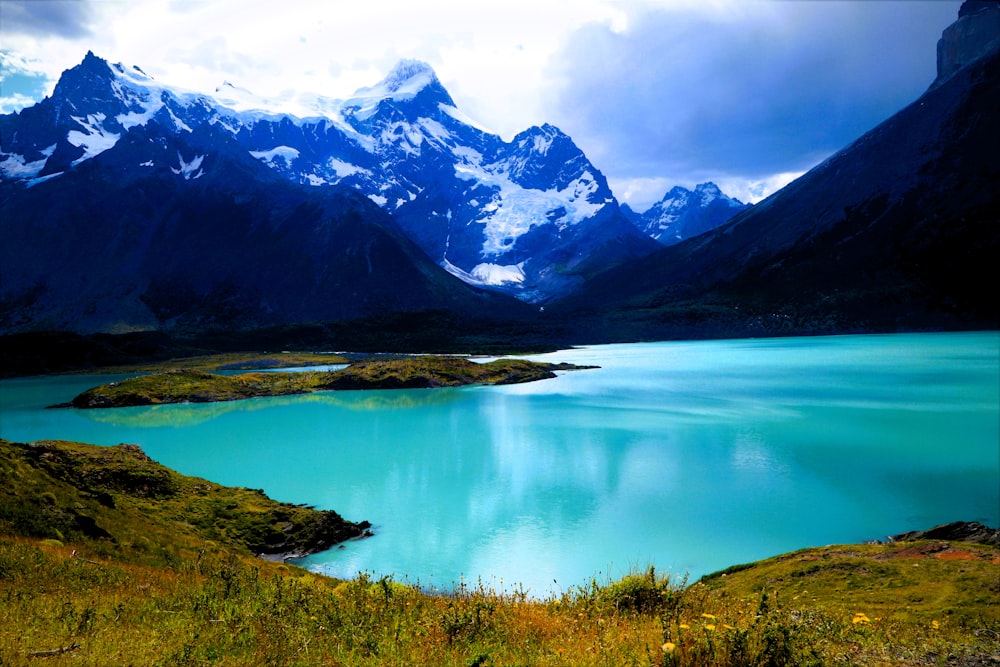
[1,332,997,596]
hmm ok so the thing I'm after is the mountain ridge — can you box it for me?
[621,182,749,246]
[553,27,1000,339]
[1,54,658,305]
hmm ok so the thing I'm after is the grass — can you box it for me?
[1,438,998,666]
[67,356,594,408]
[0,439,370,563]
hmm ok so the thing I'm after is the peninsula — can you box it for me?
[65,356,595,409]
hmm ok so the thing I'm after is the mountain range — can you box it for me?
[621,183,749,246]
[0,53,662,309]
[553,2,999,340]
[1,2,997,356]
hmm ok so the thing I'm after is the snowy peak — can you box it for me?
[51,51,118,105]
[381,59,438,94]
[342,59,456,119]
[631,182,749,246]
[2,51,658,302]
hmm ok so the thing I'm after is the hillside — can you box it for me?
[1,438,997,665]
[553,18,1000,342]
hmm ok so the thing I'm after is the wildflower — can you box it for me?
[852,613,871,625]
[931,620,940,630]
[704,624,716,631]
[724,624,734,630]
[700,613,716,620]
[662,642,676,653]
[679,623,690,630]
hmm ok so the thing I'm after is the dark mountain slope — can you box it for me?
[1,54,659,304]
[0,119,530,336]
[552,41,1000,341]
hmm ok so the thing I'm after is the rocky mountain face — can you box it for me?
[2,2,996,347]
[621,182,749,246]
[0,55,657,318]
[935,0,1000,85]
[0,108,532,336]
[555,5,999,340]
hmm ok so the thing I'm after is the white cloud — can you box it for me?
[1,0,628,139]
[0,0,964,206]
[0,93,41,114]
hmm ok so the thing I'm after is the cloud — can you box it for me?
[0,0,964,207]
[1,0,94,39]
[547,1,960,206]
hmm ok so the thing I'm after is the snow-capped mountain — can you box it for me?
[0,53,657,303]
[621,182,749,246]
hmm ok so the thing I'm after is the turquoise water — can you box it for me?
[1,332,997,595]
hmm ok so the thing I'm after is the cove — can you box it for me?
[1,332,997,595]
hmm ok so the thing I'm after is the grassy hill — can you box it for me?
[1,438,997,666]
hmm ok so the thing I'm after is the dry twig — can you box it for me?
[28,642,81,658]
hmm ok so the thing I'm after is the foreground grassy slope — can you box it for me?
[0,439,370,562]
[1,439,997,666]
[68,356,591,408]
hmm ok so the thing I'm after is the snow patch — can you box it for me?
[341,60,437,121]
[0,145,54,179]
[26,172,63,187]
[67,114,120,165]
[171,152,205,180]
[250,146,300,165]
[471,262,525,285]
[455,161,606,256]
[531,134,553,155]
[368,194,388,206]
[417,117,453,146]
[440,103,493,135]
[441,258,526,287]
[327,157,369,178]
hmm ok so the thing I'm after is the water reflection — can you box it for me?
[75,386,471,428]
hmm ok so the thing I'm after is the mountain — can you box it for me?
[621,182,749,246]
[553,4,1000,340]
[0,55,657,308]
[0,110,532,337]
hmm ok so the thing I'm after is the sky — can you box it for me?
[0,0,961,208]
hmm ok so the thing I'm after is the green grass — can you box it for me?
[68,356,594,408]
[0,439,369,563]
[1,438,997,666]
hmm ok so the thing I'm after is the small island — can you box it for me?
[65,356,595,409]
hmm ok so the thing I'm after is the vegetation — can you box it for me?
[1,438,997,665]
[0,439,370,562]
[66,356,594,408]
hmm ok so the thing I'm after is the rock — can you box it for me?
[935,1,1000,85]
[890,521,999,545]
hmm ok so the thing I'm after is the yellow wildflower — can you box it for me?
[679,623,690,630]
[931,620,940,629]
[701,613,717,620]
[705,624,716,631]
[852,613,871,625]
[662,642,676,653]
